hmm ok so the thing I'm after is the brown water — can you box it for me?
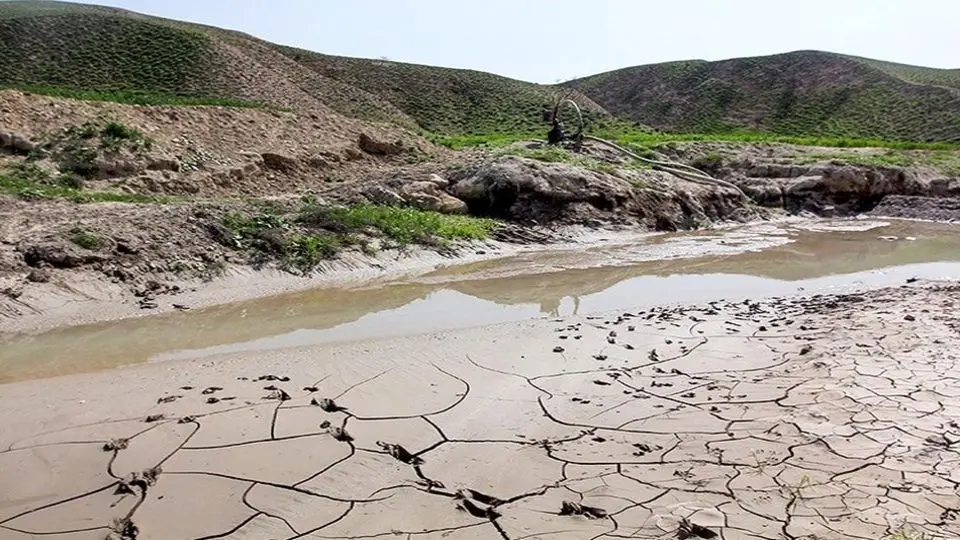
[3,218,960,382]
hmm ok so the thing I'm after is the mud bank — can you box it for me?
[5,217,960,384]
[0,225,639,334]
[2,136,957,334]
[1,282,958,540]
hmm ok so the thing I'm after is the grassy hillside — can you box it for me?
[566,51,960,142]
[0,1,420,121]
[0,0,608,136]
[0,7,217,99]
[276,48,609,136]
[848,55,960,91]
[0,2,957,143]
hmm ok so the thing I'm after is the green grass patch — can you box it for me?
[426,129,959,152]
[800,149,960,174]
[321,205,497,244]
[221,212,290,237]
[68,227,106,250]
[8,85,268,109]
[286,233,343,271]
[615,129,959,151]
[0,166,175,204]
[222,204,498,273]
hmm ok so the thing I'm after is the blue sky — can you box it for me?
[75,0,958,83]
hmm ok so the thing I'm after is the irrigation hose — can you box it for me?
[555,98,585,137]
[542,99,745,197]
[581,136,747,199]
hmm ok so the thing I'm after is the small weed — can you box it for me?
[222,212,290,238]
[782,474,813,499]
[64,121,98,140]
[60,143,99,177]
[99,121,152,153]
[889,529,929,540]
[69,227,106,250]
[101,121,139,141]
[750,449,774,473]
[286,234,341,271]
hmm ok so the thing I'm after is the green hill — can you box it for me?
[275,48,613,136]
[848,55,960,91]
[565,51,960,142]
[0,0,607,135]
[0,2,957,142]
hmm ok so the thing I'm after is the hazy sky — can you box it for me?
[74,0,958,83]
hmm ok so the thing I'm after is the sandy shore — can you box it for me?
[2,282,960,539]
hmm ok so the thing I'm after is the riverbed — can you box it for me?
[2,217,959,383]
[3,218,960,540]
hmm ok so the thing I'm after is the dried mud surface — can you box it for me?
[2,283,960,539]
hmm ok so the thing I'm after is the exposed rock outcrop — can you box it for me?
[19,243,107,269]
[260,152,299,172]
[728,162,945,215]
[399,180,467,214]
[0,130,36,154]
[449,156,751,229]
[358,133,404,156]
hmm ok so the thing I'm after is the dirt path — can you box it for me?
[1,282,958,539]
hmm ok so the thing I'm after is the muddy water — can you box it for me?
[2,218,960,382]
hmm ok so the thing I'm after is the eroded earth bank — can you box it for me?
[2,89,960,329]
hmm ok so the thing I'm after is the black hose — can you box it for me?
[582,136,747,198]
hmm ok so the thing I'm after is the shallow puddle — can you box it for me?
[2,218,960,382]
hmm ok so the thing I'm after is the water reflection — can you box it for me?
[2,219,960,382]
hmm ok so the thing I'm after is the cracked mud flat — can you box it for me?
[2,283,960,539]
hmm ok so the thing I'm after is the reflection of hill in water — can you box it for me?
[0,284,432,382]
[448,225,960,310]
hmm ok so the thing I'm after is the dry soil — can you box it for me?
[1,282,958,540]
